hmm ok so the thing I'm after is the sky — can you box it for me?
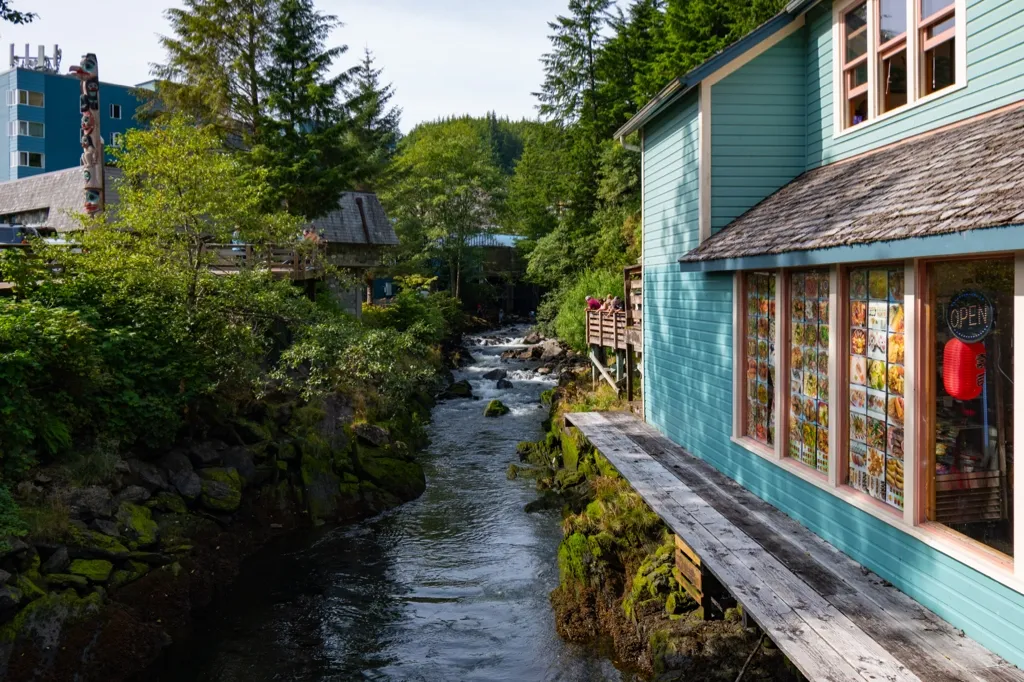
[2,0,567,132]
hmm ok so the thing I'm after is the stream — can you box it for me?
[154,326,626,682]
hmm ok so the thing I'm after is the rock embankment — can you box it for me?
[0,391,432,681]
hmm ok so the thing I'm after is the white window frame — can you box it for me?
[109,103,122,120]
[6,89,44,107]
[732,260,1024,594]
[832,0,967,137]
[10,150,44,168]
[8,120,44,138]
[109,132,122,146]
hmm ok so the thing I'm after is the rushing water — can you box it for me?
[155,326,626,682]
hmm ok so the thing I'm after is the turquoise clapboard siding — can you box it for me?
[711,32,807,233]
[642,81,1024,670]
[806,0,1024,168]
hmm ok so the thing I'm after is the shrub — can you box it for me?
[0,485,27,550]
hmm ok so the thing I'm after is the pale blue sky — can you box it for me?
[2,0,567,131]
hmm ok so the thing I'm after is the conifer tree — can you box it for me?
[152,0,278,143]
[252,0,355,218]
[346,48,402,190]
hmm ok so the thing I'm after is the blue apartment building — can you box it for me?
[0,52,145,182]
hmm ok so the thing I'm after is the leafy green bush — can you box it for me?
[546,269,623,353]
[361,276,464,347]
[0,301,100,477]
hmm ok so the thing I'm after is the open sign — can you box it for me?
[947,291,993,342]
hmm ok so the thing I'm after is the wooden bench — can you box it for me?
[565,411,1024,682]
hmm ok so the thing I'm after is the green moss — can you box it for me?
[276,459,289,471]
[554,468,584,489]
[540,388,555,405]
[666,590,696,615]
[483,400,510,417]
[301,452,341,521]
[560,428,581,472]
[147,492,189,515]
[198,467,243,512]
[45,573,89,590]
[65,525,130,558]
[354,447,425,500]
[342,472,358,483]
[14,574,45,602]
[116,502,159,549]
[0,589,102,645]
[506,464,520,480]
[68,559,113,583]
[557,532,595,587]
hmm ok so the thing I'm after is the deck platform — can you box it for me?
[565,411,1024,682]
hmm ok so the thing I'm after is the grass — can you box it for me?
[64,437,122,486]
[21,498,71,542]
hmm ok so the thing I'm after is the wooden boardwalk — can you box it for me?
[565,411,1024,682]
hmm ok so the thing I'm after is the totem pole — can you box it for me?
[70,53,103,215]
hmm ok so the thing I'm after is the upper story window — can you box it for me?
[8,120,44,138]
[837,0,962,132]
[921,0,956,96]
[10,151,43,168]
[842,2,870,127]
[109,132,123,146]
[6,89,44,107]
[109,103,122,120]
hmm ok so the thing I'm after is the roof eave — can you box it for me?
[615,0,820,141]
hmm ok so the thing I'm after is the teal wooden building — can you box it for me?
[619,0,1024,669]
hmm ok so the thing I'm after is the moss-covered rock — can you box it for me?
[197,467,243,512]
[68,559,113,584]
[560,428,582,472]
[441,379,473,400]
[354,448,426,501]
[65,525,130,560]
[0,590,103,674]
[115,503,159,549]
[13,574,45,603]
[44,573,89,590]
[146,492,188,515]
[300,452,341,522]
[483,400,510,417]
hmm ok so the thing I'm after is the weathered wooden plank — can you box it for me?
[594,411,1024,682]
[674,550,703,591]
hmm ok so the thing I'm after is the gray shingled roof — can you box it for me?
[309,192,398,246]
[0,167,122,232]
[680,103,1024,263]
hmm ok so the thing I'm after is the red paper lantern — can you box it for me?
[943,338,986,401]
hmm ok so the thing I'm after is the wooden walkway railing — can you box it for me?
[202,243,323,281]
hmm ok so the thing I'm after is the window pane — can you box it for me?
[849,92,868,126]
[927,259,1013,558]
[788,271,830,473]
[881,49,908,113]
[922,0,954,20]
[845,3,868,62]
[925,38,956,95]
[27,91,43,107]
[847,267,906,510]
[927,16,955,39]
[880,0,907,43]
[28,122,43,137]
[746,272,776,447]
[27,153,42,168]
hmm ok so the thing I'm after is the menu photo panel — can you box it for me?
[847,267,905,510]
[789,271,830,473]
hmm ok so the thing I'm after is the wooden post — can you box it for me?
[626,348,635,402]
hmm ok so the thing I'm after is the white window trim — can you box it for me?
[732,261,1023,595]
[9,120,44,138]
[11,150,44,168]
[110,103,122,120]
[832,0,968,140]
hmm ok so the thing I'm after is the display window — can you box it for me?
[788,271,830,473]
[744,272,776,448]
[925,259,1014,558]
[847,266,906,510]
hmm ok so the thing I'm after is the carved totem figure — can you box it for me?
[70,53,103,215]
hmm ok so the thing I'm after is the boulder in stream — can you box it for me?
[496,378,514,389]
[522,331,542,345]
[481,368,507,381]
[483,400,510,418]
[440,379,473,400]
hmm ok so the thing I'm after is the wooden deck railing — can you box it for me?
[584,264,643,352]
[202,243,324,281]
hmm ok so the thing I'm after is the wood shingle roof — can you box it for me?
[680,102,1024,263]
